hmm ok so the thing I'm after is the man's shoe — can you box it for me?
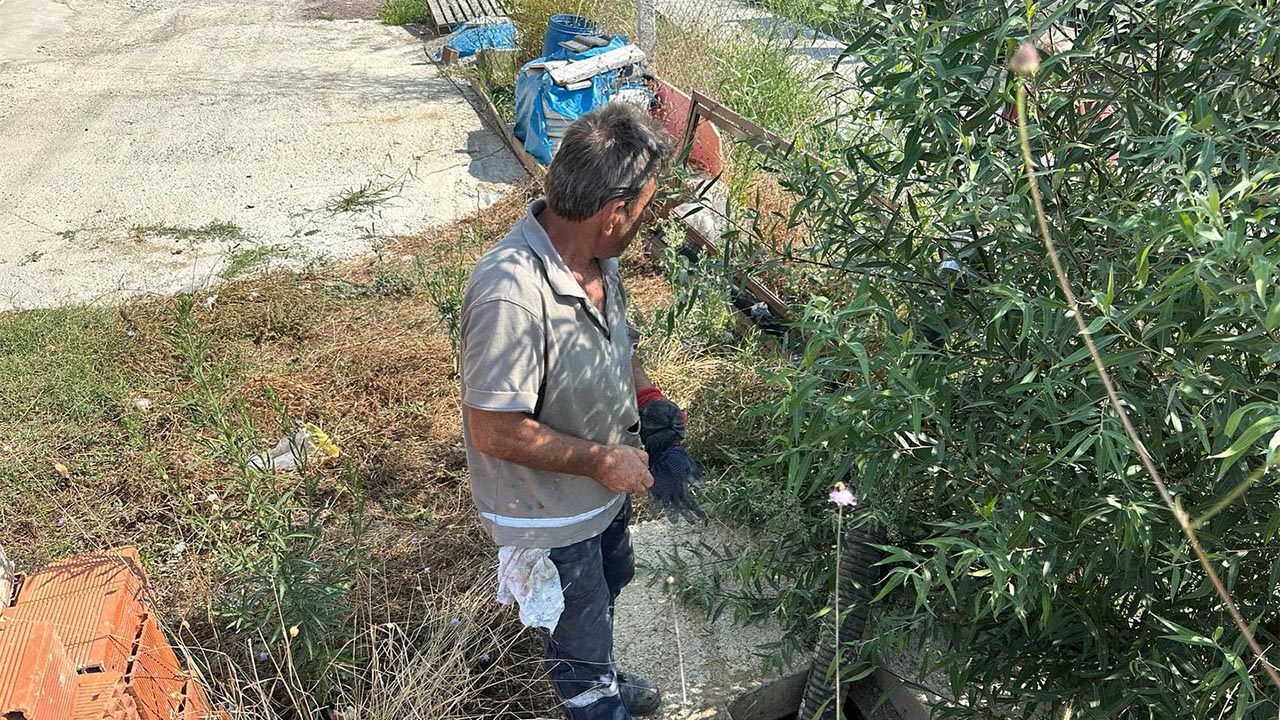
[617,672,661,715]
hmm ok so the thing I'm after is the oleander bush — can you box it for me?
[667,0,1280,716]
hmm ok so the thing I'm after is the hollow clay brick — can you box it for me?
[0,618,78,720]
[10,548,147,674]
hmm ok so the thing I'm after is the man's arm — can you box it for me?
[632,354,655,392]
[468,408,653,495]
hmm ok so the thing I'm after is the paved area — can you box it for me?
[615,519,795,719]
[0,0,524,311]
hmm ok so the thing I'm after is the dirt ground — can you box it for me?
[616,519,796,719]
[0,0,522,311]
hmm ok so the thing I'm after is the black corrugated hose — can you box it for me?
[797,516,886,719]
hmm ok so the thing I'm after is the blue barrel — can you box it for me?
[542,14,598,57]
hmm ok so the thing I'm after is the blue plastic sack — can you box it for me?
[439,21,516,59]
[513,36,633,165]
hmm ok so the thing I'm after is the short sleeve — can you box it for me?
[461,299,545,414]
[627,322,641,357]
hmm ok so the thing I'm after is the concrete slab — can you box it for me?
[0,0,524,311]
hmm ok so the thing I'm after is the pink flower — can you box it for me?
[828,483,857,509]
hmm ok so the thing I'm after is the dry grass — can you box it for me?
[0,191,557,718]
[0,174,781,716]
[506,0,636,64]
[178,579,550,719]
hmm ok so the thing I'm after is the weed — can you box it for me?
[367,259,425,297]
[0,307,136,454]
[130,221,244,243]
[421,246,471,362]
[378,0,430,25]
[0,197,550,718]
[711,35,826,142]
[475,49,519,124]
[166,295,362,691]
[221,244,289,280]
[325,177,404,214]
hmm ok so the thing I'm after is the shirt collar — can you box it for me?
[520,199,589,301]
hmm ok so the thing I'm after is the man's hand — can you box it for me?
[637,389,686,457]
[649,445,706,523]
[594,445,654,495]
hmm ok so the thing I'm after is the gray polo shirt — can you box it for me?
[459,200,639,549]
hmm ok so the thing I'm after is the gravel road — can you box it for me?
[0,0,523,310]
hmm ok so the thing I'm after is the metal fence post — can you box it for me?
[637,0,656,56]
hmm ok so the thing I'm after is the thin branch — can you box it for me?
[1013,50,1280,691]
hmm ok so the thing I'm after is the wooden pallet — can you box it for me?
[427,0,506,33]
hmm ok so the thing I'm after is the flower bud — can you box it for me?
[1012,42,1041,77]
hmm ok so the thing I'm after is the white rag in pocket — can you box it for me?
[496,546,565,633]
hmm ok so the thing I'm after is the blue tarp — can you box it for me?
[438,21,517,60]
[512,36,631,165]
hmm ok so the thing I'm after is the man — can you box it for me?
[459,102,705,719]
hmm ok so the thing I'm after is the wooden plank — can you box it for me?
[437,0,458,26]
[468,11,506,23]
[439,0,458,27]
[526,59,570,71]
[467,0,491,21]
[458,0,482,21]
[652,197,793,322]
[548,44,646,86]
[426,0,449,31]
[468,78,546,181]
[689,90,897,213]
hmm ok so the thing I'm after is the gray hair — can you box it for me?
[545,102,674,222]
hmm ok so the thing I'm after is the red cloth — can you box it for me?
[636,387,665,408]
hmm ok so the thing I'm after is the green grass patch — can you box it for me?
[378,0,430,25]
[221,244,290,280]
[130,221,244,243]
[0,307,137,449]
[325,177,403,214]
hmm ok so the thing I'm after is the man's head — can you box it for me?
[545,102,674,258]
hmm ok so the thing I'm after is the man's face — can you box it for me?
[598,178,658,259]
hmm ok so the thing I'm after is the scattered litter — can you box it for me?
[52,461,70,480]
[133,397,153,411]
[247,422,341,472]
[203,294,217,310]
[170,541,186,557]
